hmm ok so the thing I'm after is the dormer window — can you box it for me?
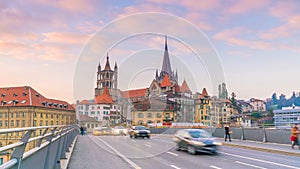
[8,100,13,104]
[42,102,48,106]
[23,92,27,96]
[36,93,39,97]
[13,100,19,105]
[13,93,18,97]
[1,93,5,97]
[1,101,6,106]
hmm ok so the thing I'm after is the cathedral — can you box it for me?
[94,54,120,101]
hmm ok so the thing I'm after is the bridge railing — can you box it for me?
[0,125,79,169]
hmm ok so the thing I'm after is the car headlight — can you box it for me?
[189,140,205,146]
[213,142,222,146]
[134,131,139,134]
[147,130,150,134]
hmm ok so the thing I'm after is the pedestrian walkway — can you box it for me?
[217,138,300,157]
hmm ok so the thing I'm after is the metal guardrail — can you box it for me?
[0,125,79,169]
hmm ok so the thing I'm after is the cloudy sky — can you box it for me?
[1,0,300,103]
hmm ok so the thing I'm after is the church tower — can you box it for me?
[95,54,119,101]
[156,36,178,85]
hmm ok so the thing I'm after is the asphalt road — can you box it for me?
[68,135,300,169]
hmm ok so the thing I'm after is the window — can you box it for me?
[10,120,14,127]
[0,113,3,118]
[46,121,48,126]
[51,121,53,125]
[87,123,90,128]
[138,113,143,118]
[0,121,2,127]
[22,112,26,117]
[40,113,43,118]
[33,120,36,127]
[156,113,162,118]
[91,111,95,115]
[33,112,36,117]
[97,111,100,114]
[16,120,19,127]
[22,120,25,127]
[11,112,14,118]
[51,114,53,118]
[16,112,20,118]
[40,120,43,126]
[5,112,8,118]
[147,113,152,118]
[139,105,143,110]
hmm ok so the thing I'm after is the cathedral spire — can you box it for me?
[161,35,172,76]
[104,53,111,71]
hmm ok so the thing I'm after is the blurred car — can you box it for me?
[129,126,150,139]
[112,126,127,136]
[173,129,221,154]
[92,127,112,136]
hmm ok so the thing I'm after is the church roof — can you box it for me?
[95,87,113,104]
[121,88,147,99]
[161,74,172,87]
[201,88,209,97]
[161,36,172,75]
[104,55,111,71]
[181,80,191,92]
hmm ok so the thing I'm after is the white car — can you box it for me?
[112,126,127,136]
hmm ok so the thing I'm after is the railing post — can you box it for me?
[54,126,65,169]
[263,126,267,143]
[240,126,245,140]
[36,128,49,147]
[11,130,33,169]
[43,127,57,169]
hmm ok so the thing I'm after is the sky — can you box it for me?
[1,0,300,103]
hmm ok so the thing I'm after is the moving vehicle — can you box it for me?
[173,129,221,154]
[129,126,150,139]
[112,126,127,136]
[92,127,112,136]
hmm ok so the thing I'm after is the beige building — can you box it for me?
[0,86,76,163]
[131,98,178,126]
[194,88,211,126]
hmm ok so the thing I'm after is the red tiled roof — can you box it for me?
[174,85,181,93]
[95,87,113,104]
[201,88,209,97]
[181,80,191,92]
[0,86,74,111]
[79,100,94,104]
[161,74,172,87]
[121,88,147,99]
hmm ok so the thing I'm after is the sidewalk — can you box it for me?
[217,138,300,157]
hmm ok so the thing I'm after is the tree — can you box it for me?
[271,93,277,104]
[230,92,237,107]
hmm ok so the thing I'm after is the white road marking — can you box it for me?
[235,161,267,169]
[166,151,178,156]
[145,144,152,147]
[210,165,222,169]
[221,152,299,169]
[170,165,181,169]
[131,139,136,142]
[95,137,141,169]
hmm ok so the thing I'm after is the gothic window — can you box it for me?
[106,72,109,78]
[106,81,109,87]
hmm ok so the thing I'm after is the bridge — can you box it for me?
[1,127,300,169]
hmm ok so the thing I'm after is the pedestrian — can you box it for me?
[224,124,231,142]
[290,124,300,149]
[80,126,84,136]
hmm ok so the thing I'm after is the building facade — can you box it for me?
[273,106,300,128]
[0,86,76,163]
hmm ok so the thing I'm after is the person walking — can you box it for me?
[291,123,300,149]
[80,126,84,136]
[224,124,231,142]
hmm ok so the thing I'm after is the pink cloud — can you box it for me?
[225,0,271,15]
[269,1,300,19]
[260,15,300,39]
[42,32,89,45]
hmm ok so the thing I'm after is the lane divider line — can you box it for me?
[235,161,267,169]
[210,165,222,169]
[170,165,181,169]
[96,137,141,169]
[166,151,178,156]
[221,152,299,169]
[145,144,152,147]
